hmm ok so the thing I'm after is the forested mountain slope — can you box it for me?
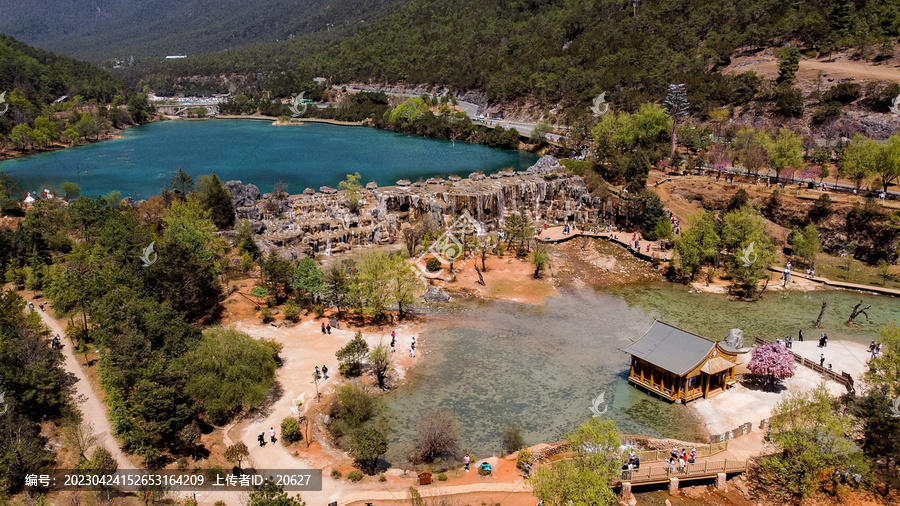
[0,0,407,60]
[126,0,900,115]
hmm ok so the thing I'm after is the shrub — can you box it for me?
[176,457,188,471]
[283,300,300,322]
[379,474,387,482]
[412,408,460,463]
[281,417,303,445]
[260,306,273,323]
[822,82,861,104]
[478,466,491,476]
[331,469,342,479]
[314,303,325,317]
[774,86,804,117]
[425,257,442,272]
[250,287,270,299]
[516,447,532,470]
[501,424,525,455]
[437,473,448,481]
[348,470,364,482]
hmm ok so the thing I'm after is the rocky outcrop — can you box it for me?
[236,156,603,258]
[423,287,450,302]
[723,329,745,350]
[226,180,261,207]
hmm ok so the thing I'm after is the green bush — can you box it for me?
[425,257,442,272]
[283,300,300,322]
[281,417,303,445]
[516,447,532,470]
[260,306,273,323]
[314,304,325,317]
[348,470,364,482]
[379,473,387,482]
[437,473,448,481]
[331,469,342,479]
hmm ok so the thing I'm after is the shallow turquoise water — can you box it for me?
[0,120,538,199]
[383,284,899,465]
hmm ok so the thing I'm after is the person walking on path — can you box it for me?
[410,342,416,358]
[314,366,321,380]
[269,427,276,444]
[464,454,470,472]
[798,329,803,342]
[321,322,326,335]
[326,323,331,334]
[524,462,532,479]
[258,432,265,447]
[322,365,328,380]
[820,354,825,367]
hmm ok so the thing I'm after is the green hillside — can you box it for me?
[0,0,408,61]
[0,34,148,153]
[128,0,900,116]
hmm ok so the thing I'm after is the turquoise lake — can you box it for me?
[0,120,538,199]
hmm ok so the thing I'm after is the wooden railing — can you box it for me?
[619,459,748,484]
[636,441,728,464]
[753,337,854,392]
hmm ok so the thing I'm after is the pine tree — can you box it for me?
[663,84,689,155]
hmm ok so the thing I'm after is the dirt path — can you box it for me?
[725,51,900,84]
[34,305,137,471]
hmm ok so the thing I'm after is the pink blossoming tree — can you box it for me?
[748,342,796,391]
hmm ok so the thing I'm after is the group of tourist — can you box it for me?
[389,330,416,358]
[257,427,277,447]
[665,448,696,474]
[868,341,884,361]
[314,365,329,380]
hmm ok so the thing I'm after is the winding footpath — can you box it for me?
[36,306,137,471]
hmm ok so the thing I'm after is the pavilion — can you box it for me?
[624,321,739,402]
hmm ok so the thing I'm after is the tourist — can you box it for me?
[314,366,321,380]
[39,303,44,311]
[258,432,265,447]
[524,462,532,478]
[689,448,696,464]
[321,322,326,335]
[819,333,825,348]
[270,427,276,443]
[868,341,876,353]
[786,336,793,349]
[828,363,833,370]
[876,343,883,357]
[322,365,328,379]
[823,333,828,347]
[820,354,825,367]
[464,454,470,472]
[390,336,396,353]
[410,341,416,358]
[326,323,331,334]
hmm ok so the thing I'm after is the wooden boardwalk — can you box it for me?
[767,266,900,298]
[618,459,748,486]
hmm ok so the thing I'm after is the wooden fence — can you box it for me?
[707,422,754,444]
[637,441,728,463]
[754,337,854,392]
[619,459,748,484]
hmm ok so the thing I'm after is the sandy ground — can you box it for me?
[430,252,559,305]
[690,339,868,437]
[724,48,900,89]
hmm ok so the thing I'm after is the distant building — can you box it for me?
[165,55,187,59]
[624,321,740,402]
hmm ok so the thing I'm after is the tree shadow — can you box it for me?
[249,382,285,423]
[740,375,788,394]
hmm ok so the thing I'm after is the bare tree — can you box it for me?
[412,409,460,463]
[846,300,871,325]
[62,420,98,461]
